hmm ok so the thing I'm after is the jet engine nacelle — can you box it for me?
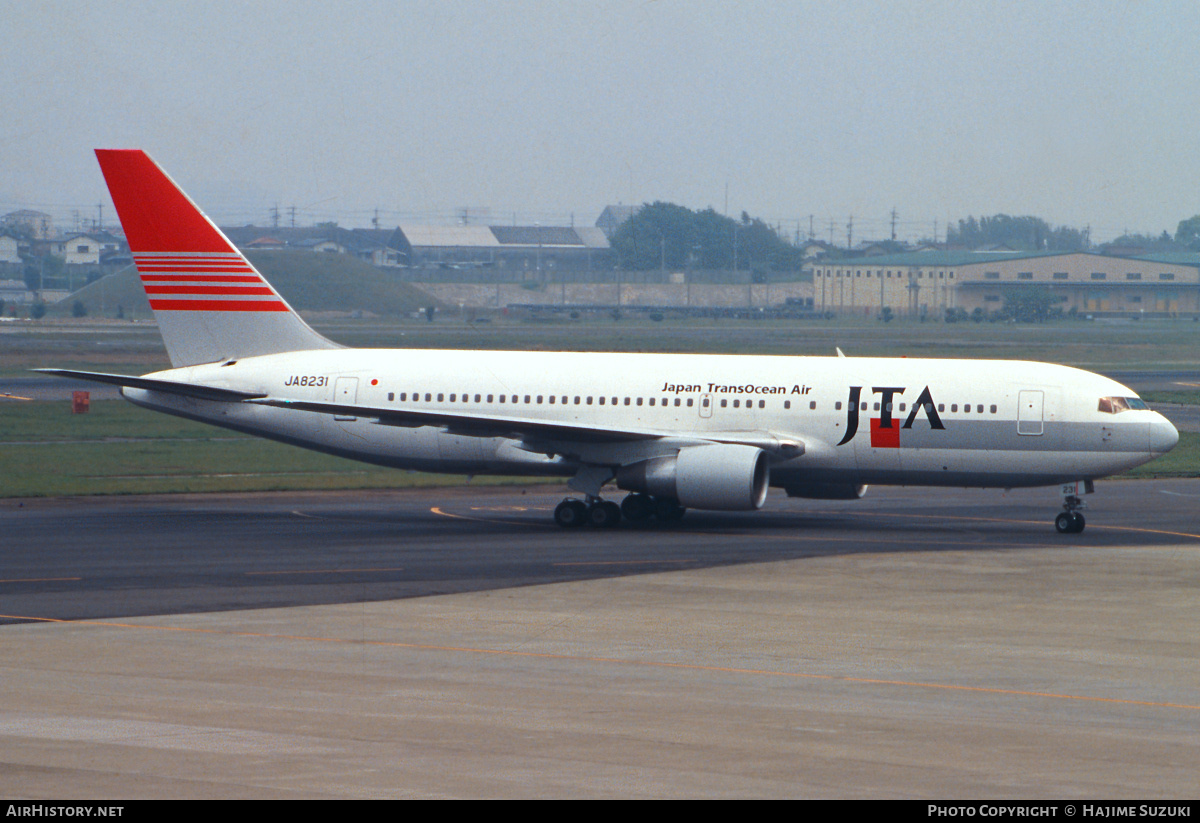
[616,444,770,510]
[784,482,869,500]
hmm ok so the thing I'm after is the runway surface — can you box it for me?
[2,481,1199,797]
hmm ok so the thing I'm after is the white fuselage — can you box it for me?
[121,348,1179,493]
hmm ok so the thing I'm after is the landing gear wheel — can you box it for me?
[588,500,622,528]
[1055,511,1086,534]
[621,493,654,521]
[653,498,686,522]
[554,499,588,528]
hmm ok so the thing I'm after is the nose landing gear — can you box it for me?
[1055,494,1087,534]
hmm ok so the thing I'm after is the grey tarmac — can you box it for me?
[1,480,1198,798]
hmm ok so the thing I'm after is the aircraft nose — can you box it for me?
[1149,414,1179,455]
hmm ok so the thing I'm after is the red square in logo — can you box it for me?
[870,418,900,448]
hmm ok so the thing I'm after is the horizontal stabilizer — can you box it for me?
[34,369,266,403]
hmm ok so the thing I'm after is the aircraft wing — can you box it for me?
[36,368,805,458]
[250,396,805,457]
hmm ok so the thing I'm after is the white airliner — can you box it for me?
[43,150,1179,533]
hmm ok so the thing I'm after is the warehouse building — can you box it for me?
[812,250,1200,318]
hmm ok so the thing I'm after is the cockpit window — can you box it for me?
[1098,396,1148,414]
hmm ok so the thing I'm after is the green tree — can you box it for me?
[1001,286,1060,322]
[948,214,1087,251]
[1175,215,1200,249]
[611,202,801,271]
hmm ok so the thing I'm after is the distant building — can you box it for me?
[0,279,34,304]
[50,232,125,265]
[394,224,611,272]
[812,250,1200,317]
[1,209,54,240]
[221,226,407,267]
[595,205,642,239]
[0,233,23,264]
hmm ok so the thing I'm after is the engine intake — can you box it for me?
[616,444,770,510]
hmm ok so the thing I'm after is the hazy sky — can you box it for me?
[5,0,1200,242]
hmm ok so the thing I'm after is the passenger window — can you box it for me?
[437,393,444,402]
[721,399,728,408]
[809,401,816,410]
[649,398,656,406]
[784,400,791,410]
[388,392,394,401]
[687,398,694,407]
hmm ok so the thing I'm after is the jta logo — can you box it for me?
[836,386,944,447]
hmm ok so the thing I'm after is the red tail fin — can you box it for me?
[96,150,337,366]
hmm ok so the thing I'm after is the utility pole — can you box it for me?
[890,207,898,241]
[846,215,853,250]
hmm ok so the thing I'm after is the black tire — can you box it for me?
[1070,512,1086,533]
[1055,512,1075,534]
[621,493,654,521]
[654,498,686,522]
[554,499,588,528]
[588,500,622,528]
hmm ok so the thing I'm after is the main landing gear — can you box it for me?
[553,493,686,528]
[1055,494,1087,534]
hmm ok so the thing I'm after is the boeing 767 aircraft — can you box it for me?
[42,150,1179,533]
